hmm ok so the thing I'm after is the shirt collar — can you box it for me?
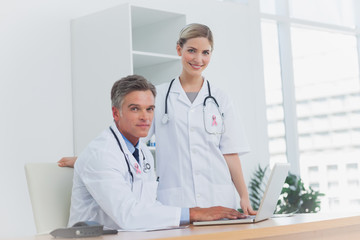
[119,131,139,154]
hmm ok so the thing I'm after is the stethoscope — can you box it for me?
[161,78,225,134]
[109,127,151,184]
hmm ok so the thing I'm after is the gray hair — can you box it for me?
[177,23,214,51]
[111,75,156,109]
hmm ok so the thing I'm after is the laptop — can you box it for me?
[193,163,290,226]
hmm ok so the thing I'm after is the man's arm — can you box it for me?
[78,148,181,230]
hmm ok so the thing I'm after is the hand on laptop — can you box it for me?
[240,198,257,215]
[189,206,247,223]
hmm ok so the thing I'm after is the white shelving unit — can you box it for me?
[131,6,185,85]
[71,4,186,154]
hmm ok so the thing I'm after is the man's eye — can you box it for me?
[131,107,138,111]
[147,107,154,112]
[203,51,210,55]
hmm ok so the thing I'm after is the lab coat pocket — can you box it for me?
[141,181,158,204]
[213,184,237,209]
[207,133,221,147]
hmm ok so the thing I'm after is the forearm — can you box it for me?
[223,153,249,199]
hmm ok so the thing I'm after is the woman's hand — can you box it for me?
[57,157,77,168]
[240,198,257,215]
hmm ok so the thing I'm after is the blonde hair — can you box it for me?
[177,23,214,51]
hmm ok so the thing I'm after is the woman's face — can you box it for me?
[177,37,212,77]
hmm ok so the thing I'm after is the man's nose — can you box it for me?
[139,110,150,121]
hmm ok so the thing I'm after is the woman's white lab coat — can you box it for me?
[149,77,250,209]
[68,122,181,230]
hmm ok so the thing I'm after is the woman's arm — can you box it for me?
[223,153,257,215]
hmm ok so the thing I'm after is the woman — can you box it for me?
[59,23,255,215]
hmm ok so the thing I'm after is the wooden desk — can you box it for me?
[10,213,360,240]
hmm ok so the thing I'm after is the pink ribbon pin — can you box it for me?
[212,115,218,126]
[134,163,141,174]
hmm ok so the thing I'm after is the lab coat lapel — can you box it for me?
[171,78,192,107]
[110,122,143,176]
[191,78,209,108]
[126,146,142,175]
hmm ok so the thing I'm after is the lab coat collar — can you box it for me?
[170,76,209,108]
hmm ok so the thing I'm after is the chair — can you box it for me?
[25,162,74,234]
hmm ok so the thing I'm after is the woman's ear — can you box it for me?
[176,44,182,56]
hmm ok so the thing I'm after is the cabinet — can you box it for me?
[71,4,186,154]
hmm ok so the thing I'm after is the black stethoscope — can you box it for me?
[161,78,225,134]
[109,127,151,184]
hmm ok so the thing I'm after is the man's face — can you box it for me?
[113,90,155,145]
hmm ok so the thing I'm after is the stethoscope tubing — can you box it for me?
[164,79,176,115]
[109,127,151,183]
[109,127,134,183]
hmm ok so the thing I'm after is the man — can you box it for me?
[68,75,244,230]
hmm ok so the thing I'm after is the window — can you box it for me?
[261,20,287,166]
[347,163,358,171]
[289,0,355,27]
[261,0,360,213]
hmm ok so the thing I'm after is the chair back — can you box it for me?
[25,163,73,234]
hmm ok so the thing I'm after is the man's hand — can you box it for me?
[57,157,77,168]
[240,198,257,215]
[189,206,246,223]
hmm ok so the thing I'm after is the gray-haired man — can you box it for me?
[68,75,245,230]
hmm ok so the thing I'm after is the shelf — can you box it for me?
[133,51,180,68]
[131,6,184,29]
[131,6,186,56]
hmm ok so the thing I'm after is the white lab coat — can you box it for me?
[68,122,181,230]
[148,77,250,209]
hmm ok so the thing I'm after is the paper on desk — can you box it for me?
[117,225,189,232]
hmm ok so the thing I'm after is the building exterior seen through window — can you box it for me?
[260,0,360,212]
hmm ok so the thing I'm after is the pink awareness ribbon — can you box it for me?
[134,163,141,174]
[212,115,218,126]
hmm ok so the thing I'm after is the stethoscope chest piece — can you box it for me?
[143,162,151,173]
[162,114,169,124]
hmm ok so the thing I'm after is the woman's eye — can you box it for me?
[188,49,195,53]
[203,51,210,55]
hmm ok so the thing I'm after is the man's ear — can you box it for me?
[112,106,120,121]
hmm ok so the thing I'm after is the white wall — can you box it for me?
[0,0,268,238]
[0,0,129,238]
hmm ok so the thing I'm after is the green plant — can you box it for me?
[248,164,325,214]
[249,165,269,210]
